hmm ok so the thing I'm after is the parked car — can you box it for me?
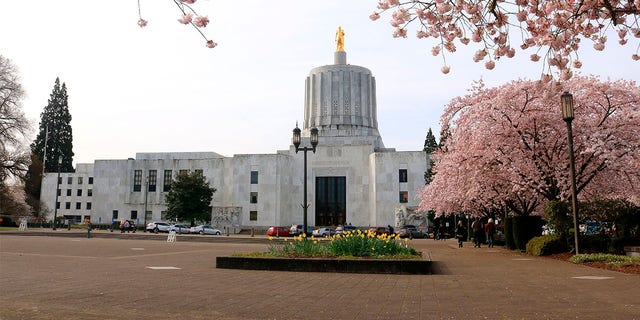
[290,224,313,236]
[169,224,191,234]
[190,225,222,235]
[146,221,171,233]
[397,225,425,239]
[312,227,336,237]
[267,226,290,237]
[369,226,390,236]
[335,225,358,235]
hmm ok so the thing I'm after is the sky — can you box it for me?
[1,1,638,165]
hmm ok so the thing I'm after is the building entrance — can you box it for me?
[315,177,346,226]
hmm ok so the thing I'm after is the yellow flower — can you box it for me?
[268,236,273,241]
[313,240,318,244]
[404,238,409,243]
[302,233,307,238]
[372,247,376,251]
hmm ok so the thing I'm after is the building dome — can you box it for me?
[303,50,385,150]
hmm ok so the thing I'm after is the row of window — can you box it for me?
[132,169,209,192]
[56,202,92,210]
[58,176,93,185]
[57,189,93,197]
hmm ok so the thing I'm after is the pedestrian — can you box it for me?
[472,217,483,248]
[485,218,496,248]
[455,220,466,248]
[439,222,446,240]
[119,219,125,233]
[124,220,130,233]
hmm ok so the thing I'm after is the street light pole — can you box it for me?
[143,177,149,232]
[53,156,62,230]
[293,124,319,237]
[561,91,580,255]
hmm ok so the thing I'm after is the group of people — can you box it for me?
[455,217,496,248]
[119,219,136,233]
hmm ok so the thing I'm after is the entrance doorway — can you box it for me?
[315,177,346,226]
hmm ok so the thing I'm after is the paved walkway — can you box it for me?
[0,230,638,320]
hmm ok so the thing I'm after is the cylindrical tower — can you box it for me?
[303,50,385,150]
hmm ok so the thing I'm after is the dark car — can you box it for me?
[397,225,425,239]
[369,226,390,236]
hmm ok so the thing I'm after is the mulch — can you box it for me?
[546,252,640,275]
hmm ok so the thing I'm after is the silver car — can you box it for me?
[169,224,191,234]
[190,225,222,235]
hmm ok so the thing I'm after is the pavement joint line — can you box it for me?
[572,276,615,280]
[145,266,181,270]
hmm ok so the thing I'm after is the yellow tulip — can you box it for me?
[268,236,273,241]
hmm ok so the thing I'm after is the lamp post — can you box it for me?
[561,91,580,255]
[292,124,319,237]
[143,177,149,232]
[53,156,62,230]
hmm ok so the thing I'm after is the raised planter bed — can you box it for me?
[216,256,432,274]
[624,246,640,257]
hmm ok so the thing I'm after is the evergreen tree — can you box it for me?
[164,171,216,226]
[423,128,439,184]
[23,148,43,216]
[31,77,74,173]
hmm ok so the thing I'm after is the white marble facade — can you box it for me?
[40,50,429,231]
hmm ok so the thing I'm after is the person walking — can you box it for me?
[455,220,466,248]
[485,218,496,248]
[472,217,483,248]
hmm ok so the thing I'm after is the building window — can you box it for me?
[250,192,258,203]
[65,202,71,209]
[250,171,258,184]
[86,202,92,210]
[148,170,157,192]
[250,211,258,221]
[399,169,408,183]
[67,177,73,184]
[112,210,118,220]
[76,202,81,209]
[66,189,72,196]
[87,189,92,197]
[57,189,61,196]
[131,210,138,220]
[163,170,172,192]
[88,177,93,184]
[133,170,142,192]
[399,191,409,203]
[77,189,82,196]
[194,169,203,176]
[58,177,62,184]
[179,169,188,176]
[56,202,60,209]
[78,177,83,185]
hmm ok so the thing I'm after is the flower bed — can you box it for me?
[216,230,432,274]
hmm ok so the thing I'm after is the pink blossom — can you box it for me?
[193,16,209,28]
[180,0,196,3]
[393,28,407,38]
[206,40,217,48]
[593,43,605,51]
[137,19,148,27]
[431,45,441,56]
[369,12,381,21]
[460,37,470,45]
[485,60,495,70]
[633,54,640,61]
[441,66,451,74]
[573,60,582,68]
[178,13,193,24]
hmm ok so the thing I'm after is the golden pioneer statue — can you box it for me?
[335,26,345,51]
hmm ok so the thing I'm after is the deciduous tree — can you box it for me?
[164,171,216,225]
[418,76,640,217]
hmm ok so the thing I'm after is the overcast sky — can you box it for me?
[1,1,638,165]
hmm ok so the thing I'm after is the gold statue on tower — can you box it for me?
[335,26,345,52]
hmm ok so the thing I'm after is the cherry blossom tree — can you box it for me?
[417,76,640,217]
[371,0,640,79]
[137,0,217,48]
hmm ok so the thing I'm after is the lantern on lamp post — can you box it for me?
[292,124,319,237]
[561,91,580,254]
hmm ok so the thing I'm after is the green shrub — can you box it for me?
[569,253,640,267]
[580,233,612,253]
[526,235,566,256]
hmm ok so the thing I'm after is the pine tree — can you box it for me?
[31,77,74,173]
[165,171,216,226]
[423,128,439,184]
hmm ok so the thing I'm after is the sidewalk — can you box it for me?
[0,231,638,320]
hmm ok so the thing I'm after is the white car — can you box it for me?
[190,225,222,235]
[312,227,335,237]
[146,222,171,233]
[169,224,191,234]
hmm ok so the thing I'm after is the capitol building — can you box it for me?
[41,40,430,232]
